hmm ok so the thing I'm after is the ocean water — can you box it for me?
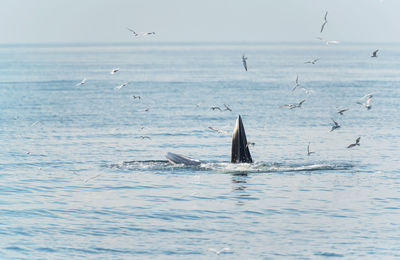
[0,42,399,259]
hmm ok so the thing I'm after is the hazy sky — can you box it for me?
[1,0,399,43]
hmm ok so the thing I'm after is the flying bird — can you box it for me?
[347,137,361,148]
[211,106,222,111]
[330,118,341,132]
[316,37,339,45]
[114,82,128,90]
[223,104,232,112]
[356,95,373,110]
[242,54,248,71]
[337,107,349,115]
[207,247,231,255]
[307,142,315,156]
[292,75,299,92]
[126,27,139,37]
[132,95,141,99]
[142,32,156,36]
[208,126,228,134]
[304,58,320,64]
[320,11,328,33]
[140,135,151,140]
[246,142,255,148]
[280,100,305,109]
[75,78,87,86]
[110,68,120,74]
[371,49,379,58]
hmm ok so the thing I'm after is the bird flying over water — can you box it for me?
[115,82,128,90]
[316,37,339,45]
[207,247,231,255]
[140,135,151,140]
[126,27,139,37]
[280,100,305,109]
[242,54,248,71]
[304,58,320,64]
[320,11,328,33]
[246,142,255,148]
[211,106,222,111]
[307,142,315,156]
[223,104,232,112]
[356,95,373,110]
[208,126,228,134]
[142,32,156,36]
[371,49,379,58]
[337,107,349,115]
[75,78,87,86]
[330,118,341,132]
[347,137,361,148]
[110,68,120,74]
[292,75,299,92]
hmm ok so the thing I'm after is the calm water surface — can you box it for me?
[0,42,399,259]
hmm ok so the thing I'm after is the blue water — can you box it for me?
[1,42,399,259]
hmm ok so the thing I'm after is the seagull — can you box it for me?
[140,135,151,140]
[132,95,141,99]
[356,95,373,110]
[337,107,349,115]
[207,247,231,255]
[304,58,320,64]
[280,100,305,109]
[144,108,150,112]
[246,142,255,148]
[223,104,232,112]
[371,49,379,58]
[347,137,361,148]
[126,27,139,37]
[320,11,328,33]
[31,121,41,127]
[142,32,156,36]
[307,142,315,156]
[292,75,299,91]
[297,99,306,108]
[242,54,248,71]
[75,78,87,86]
[316,37,339,45]
[114,82,128,90]
[110,68,120,74]
[208,126,228,134]
[211,106,222,111]
[330,119,341,132]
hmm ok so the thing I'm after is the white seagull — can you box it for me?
[142,32,156,36]
[207,247,231,255]
[242,54,248,71]
[75,78,87,86]
[292,75,299,91]
[320,11,328,33]
[304,58,320,64]
[307,142,315,156]
[115,82,128,90]
[371,49,379,58]
[126,27,139,37]
[316,37,339,45]
[356,95,373,110]
[110,68,120,74]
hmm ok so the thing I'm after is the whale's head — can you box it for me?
[231,115,253,163]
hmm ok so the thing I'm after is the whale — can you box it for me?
[166,115,253,165]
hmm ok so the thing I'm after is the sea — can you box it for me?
[0,42,399,259]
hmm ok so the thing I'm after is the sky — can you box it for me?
[0,0,399,44]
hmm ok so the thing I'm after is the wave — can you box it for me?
[107,160,353,174]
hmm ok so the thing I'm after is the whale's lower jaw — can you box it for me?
[231,115,253,163]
